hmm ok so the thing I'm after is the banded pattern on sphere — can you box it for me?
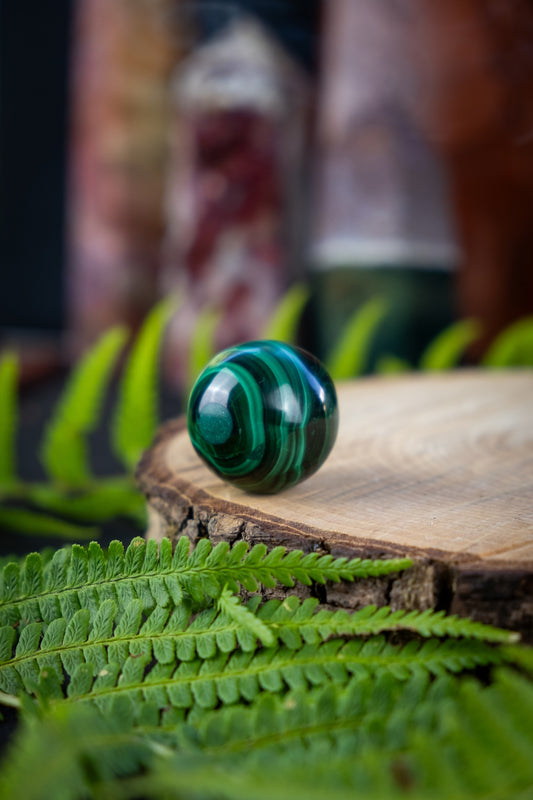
[187,341,339,494]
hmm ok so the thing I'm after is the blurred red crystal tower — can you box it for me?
[66,4,309,385]
[160,18,309,382]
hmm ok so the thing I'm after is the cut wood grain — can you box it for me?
[136,370,533,639]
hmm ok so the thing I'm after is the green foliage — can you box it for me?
[0,534,530,800]
[0,298,176,540]
[40,327,128,487]
[0,700,152,800]
[0,352,18,488]
[0,507,97,541]
[326,297,388,380]
[375,354,411,374]
[3,668,533,800]
[112,295,177,469]
[26,477,147,526]
[262,283,310,344]
[186,305,222,395]
[482,315,533,367]
[419,318,481,371]
[0,536,411,631]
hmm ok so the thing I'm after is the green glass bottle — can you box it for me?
[308,0,458,371]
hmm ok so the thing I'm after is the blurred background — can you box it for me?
[2,0,533,390]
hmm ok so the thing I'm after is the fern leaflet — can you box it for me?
[0,507,98,541]
[112,296,176,470]
[419,318,481,371]
[0,351,18,489]
[185,305,222,396]
[262,283,310,344]
[0,591,514,703]
[27,477,146,525]
[326,297,387,380]
[218,587,275,647]
[40,327,127,487]
[482,315,533,367]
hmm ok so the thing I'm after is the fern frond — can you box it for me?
[112,295,176,470]
[2,658,532,800]
[27,477,146,525]
[0,699,152,800]
[375,354,412,374]
[174,670,442,755]
[0,351,18,488]
[0,537,411,628]
[185,305,221,395]
[501,643,533,674]
[0,507,98,541]
[0,587,514,704]
[419,319,481,371]
[40,327,127,487]
[253,596,518,646]
[139,669,533,800]
[3,631,498,714]
[407,668,533,798]
[325,297,388,380]
[482,315,533,367]
[262,283,310,344]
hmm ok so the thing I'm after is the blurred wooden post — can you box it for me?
[405,0,533,354]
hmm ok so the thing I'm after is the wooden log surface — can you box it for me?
[136,370,533,639]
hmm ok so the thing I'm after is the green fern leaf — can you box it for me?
[186,305,221,395]
[410,669,533,798]
[2,664,533,800]
[326,297,388,380]
[48,636,502,712]
[0,701,153,800]
[0,507,98,540]
[258,598,517,645]
[27,477,146,526]
[482,315,533,367]
[0,351,18,488]
[112,296,176,470]
[262,284,310,344]
[419,318,481,371]
[501,643,533,674]
[218,587,274,647]
[40,327,127,487]
[375,354,412,374]
[0,537,412,629]
[1,585,508,711]
[174,672,433,755]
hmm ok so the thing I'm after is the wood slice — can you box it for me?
[136,370,533,639]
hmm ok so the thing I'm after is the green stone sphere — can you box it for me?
[187,340,339,494]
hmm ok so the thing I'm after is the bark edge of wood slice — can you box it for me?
[136,369,533,640]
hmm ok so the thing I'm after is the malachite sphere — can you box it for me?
[187,340,339,494]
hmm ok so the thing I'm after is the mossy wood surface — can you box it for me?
[137,371,533,639]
